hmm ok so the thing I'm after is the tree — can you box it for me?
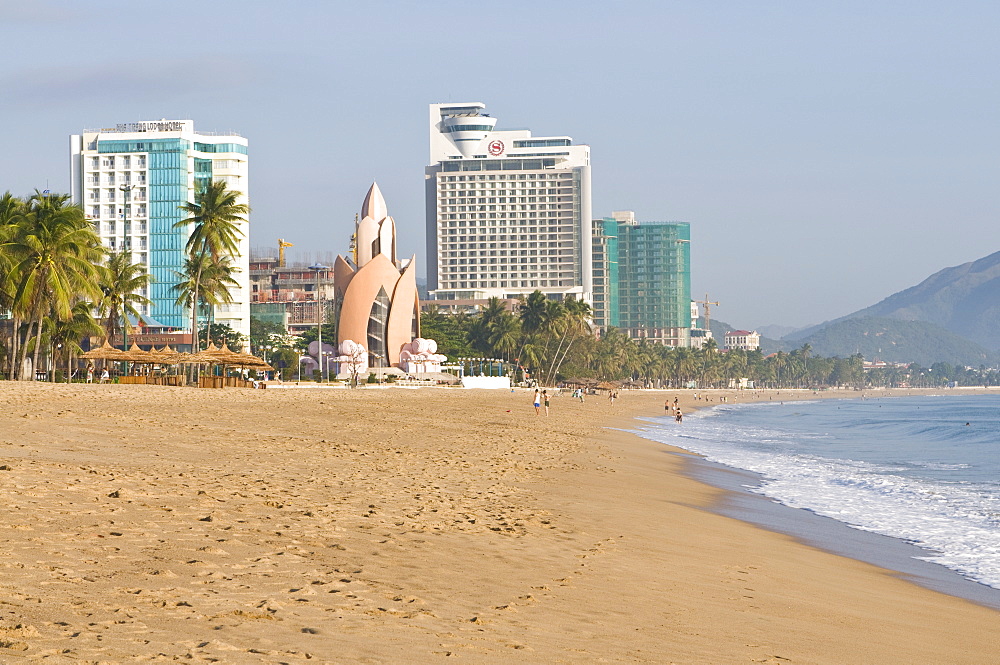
[199,322,246,351]
[2,191,103,380]
[0,191,25,376]
[47,301,102,382]
[172,253,239,336]
[486,312,521,360]
[249,316,289,355]
[419,306,475,359]
[269,347,300,381]
[546,297,591,385]
[175,180,248,353]
[519,290,548,335]
[98,249,153,347]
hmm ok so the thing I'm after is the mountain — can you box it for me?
[792,316,998,367]
[704,316,995,365]
[787,251,1000,351]
[757,324,808,340]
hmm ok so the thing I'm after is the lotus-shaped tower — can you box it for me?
[333,183,420,367]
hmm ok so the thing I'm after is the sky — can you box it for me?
[2,0,998,330]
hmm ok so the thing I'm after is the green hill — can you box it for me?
[795,316,998,367]
[788,250,1000,351]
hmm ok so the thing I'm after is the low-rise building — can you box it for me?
[724,330,761,351]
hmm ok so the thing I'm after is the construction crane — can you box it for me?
[692,293,720,337]
[277,238,294,267]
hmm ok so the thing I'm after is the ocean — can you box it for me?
[633,393,1000,607]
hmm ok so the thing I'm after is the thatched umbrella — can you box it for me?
[154,345,182,365]
[120,342,159,364]
[79,340,129,362]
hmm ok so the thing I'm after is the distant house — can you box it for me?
[724,330,760,351]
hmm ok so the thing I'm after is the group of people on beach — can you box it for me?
[666,396,682,423]
[533,387,628,415]
[85,364,110,384]
[533,388,550,416]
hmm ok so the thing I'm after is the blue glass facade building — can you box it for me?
[71,121,250,335]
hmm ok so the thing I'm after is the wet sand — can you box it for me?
[0,383,996,663]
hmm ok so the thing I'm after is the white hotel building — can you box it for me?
[70,120,250,337]
[425,103,592,303]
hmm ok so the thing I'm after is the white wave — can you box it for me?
[634,409,1000,590]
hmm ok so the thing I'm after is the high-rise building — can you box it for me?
[70,120,250,337]
[591,217,620,331]
[425,102,592,303]
[592,211,691,347]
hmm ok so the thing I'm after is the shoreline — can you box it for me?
[677,435,1000,611]
[0,383,997,662]
[624,390,1000,611]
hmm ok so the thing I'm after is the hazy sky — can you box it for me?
[2,0,998,329]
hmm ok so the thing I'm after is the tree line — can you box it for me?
[419,294,1000,389]
[0,183,247,380]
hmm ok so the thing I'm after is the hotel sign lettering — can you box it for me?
[116,121,185,133]
[110,333,193,345]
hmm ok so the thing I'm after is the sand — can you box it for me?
[0,382,996,664]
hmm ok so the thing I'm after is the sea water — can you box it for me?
[634,394,1000,594]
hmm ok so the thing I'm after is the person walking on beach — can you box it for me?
[533,388,541,415]
[86,365,94,384]
[543,390,550,416]
[675,408,683,423]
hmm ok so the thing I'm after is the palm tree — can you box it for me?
[546,297,592,385]
[486,312,520,360]
[172,253,239,324]
[0,192,25,376]
[519,290,548,335]
[48,301,103,382]
[2,191,104,379]
[594,327,634,380]
[98,249,153,348]
[515,291,563,383]
[175,180,248,353]
[771,351,789,388]
[469,297,509,355]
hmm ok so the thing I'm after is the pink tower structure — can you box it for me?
[333,183,420,367]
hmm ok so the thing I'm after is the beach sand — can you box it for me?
[0,382,996,663]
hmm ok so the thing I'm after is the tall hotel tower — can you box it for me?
[70,120,250,337]
[425,103,592,303]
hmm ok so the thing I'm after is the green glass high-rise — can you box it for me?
[592,212,691,346]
